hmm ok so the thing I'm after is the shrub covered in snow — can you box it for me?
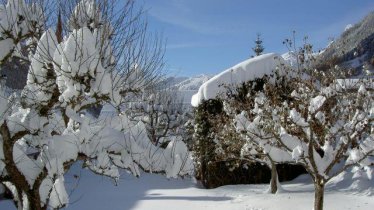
[228,54,374,210]
[192,55,305,189]
[0,1,192,209]
[192,45,374,210]
[238,69,374,210]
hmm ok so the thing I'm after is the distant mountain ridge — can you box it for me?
[159,74,211,91]
[172,74,210,91]
[159,76,189,88]
[317,11,374,74]
[159,74,211,106]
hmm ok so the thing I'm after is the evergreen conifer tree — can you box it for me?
[252,33,264,56]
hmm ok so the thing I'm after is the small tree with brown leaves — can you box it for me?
[235,66,374,210]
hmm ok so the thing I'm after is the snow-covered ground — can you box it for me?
[2,163,373,210]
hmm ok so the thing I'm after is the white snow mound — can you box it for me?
[191,53,286,107]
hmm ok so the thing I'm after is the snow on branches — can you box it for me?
[194,47,374,208]
[126,89,191,146]
[0,0,44,64]
[232,68,374,209]
[0,1,191,209]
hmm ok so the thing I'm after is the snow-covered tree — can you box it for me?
[192,81,283,189]
[0,1,192,209]
[231,77,294,194]
[126,88,192,147]
[235,69,374,210]
[192,53,306,189]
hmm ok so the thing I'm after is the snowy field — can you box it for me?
[2,163,373,210]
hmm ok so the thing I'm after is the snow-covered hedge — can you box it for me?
[191,53,285,107]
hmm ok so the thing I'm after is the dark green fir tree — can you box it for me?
[252,33,264,57]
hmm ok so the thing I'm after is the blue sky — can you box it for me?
[140,0,374,77]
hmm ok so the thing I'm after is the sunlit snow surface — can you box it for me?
[3,163,373,210]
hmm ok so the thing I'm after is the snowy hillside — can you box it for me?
[172,74,210,91]
[159,74,211,106]
[174,74,210,106]
[159,76,189,89]
[159,74,210,91]
[316,11,374,75]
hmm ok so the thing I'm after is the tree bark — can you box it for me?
[270,162,278,194]
[314,179,325,210]
[1,122,46,210]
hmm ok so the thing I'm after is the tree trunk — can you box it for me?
[270,162,278,194]
[1,123,47,210]
[28,195,47,210]
[15,192,47,210]
[314,179,325,210]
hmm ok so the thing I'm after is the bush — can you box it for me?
[192,77,306,189]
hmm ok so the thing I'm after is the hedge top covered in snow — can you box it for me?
[191,53,287,107]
